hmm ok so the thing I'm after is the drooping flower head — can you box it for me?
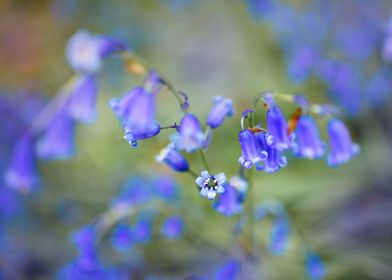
[206,96,235,129]
[293,115,325,159]
[175,114,204,153]
[161,216,184,239]
[238,129,268,169]
[66,30,125,74]
[305,252,327,280]
[326,119,360,167]
[156,143,189,172]
[68,75,98,124]
[4,134,38,193]
[196,170,226,200]
[36,108,75,160]
[267,104,291,151]
[256,143,287,173]
[213,176,247,217]
[110,87,160,147]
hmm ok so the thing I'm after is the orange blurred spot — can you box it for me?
[248,127,264,133]
[125,59,146,75]
[287,108,302,135]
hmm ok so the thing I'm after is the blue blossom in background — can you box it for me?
[268,216,290,255]
[4,134,38,193]
[238,129,268,169]
[206,96,235,129]
[68,75,98,124]
[267,105,290,151]
[215,260,241,280]
[305,252,326,280]
[36,109,75,160]
[175,114,204,153]
[111,223,133,251]
[287,46,317,83]
[156,143,189,172]
[327,119,360,167]
[213,183,244,217]
[66,30,124,74]
[111,87,160,147]
[382,16,392,62]
[131,215,153,244]
[161,216,184,239]
[196,170,226,200]
[293,115,325,159]
[153,175,179,202]
[110,176,151,209]
[70,225,99,270]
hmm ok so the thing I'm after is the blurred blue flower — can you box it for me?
[238,129,268,169]
[327,119,360,167]
[153,175,179,202]
[215,260,241,280]
[161,216,184,239]
[293,115,325,159]
[287,46,317,83]
[267,105,290,151]
[131,215,153,244]
[66,30,125,74]
[110,176,151,209]
[70,225,98,270]
[111,87,160,147]
[68,75,98,124]
[175,114,204,153]
[305,252,326,280]
[156,143,189,172]
[268,216,290,255]
[111,224,133,251]
[213,182,244,217]
[206,96,235,129]
[4,134,38,193]
[196,170,226,200]
[36,109,75,160]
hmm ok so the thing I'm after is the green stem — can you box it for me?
[199,150,210,171]
[246,168,255,257]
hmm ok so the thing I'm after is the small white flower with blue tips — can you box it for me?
[196,170,226,200]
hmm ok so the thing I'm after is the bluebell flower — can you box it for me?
[213,184,243,217]
[268,216,290,255]
[68,75,98,124]
[36,109,75,160]
[287,46,316,83]
[161,216,184,239]
[305,252,326,280]
[293,116,325,159]
[238,129,268,169]
[131,215,153,244]
[215,260,241,280]
[4,134,38,193]
[256,143,287,173]
[155,143,189,172]
[111,224,133,251]
[70,225,98,269]
[196,170,226,200]
[153,175,179,202]
[66,30,124,74]
[267,104,290,151]
[206,96,235,129]
[175,114,204,153]
[110,87,160,147]
[327,119,360,167]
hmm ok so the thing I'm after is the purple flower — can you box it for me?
[196,170,226,200]
[70,225,98,269]
[110,87,160,147]
[66,30,124,74]
[267,105,290,151]
[256,143,287,173]
[268,216,290,255]
[36,109,75,160]
[4,134,38,193]
[161,216,184,239]
[131,216,153,244]
[238,130,268,169]
[287,46,316,83]
[215,260,241,280]
[305,252,326,280]
[110,176,151,209]
[293,116,325,159]
[111,224,133,251]
[156,143,189,172]
[213,179,246,216]
[175,114,204,153]
[68,75,98,124]
[153,175,179,202]
[327,119,360,167]
[206,96,235,129]
[143,70,164,95]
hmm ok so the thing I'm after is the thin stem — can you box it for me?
[199,149,210,171]
[160,123,179,130]
[187,169,198,179]
[246,168,255,258]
